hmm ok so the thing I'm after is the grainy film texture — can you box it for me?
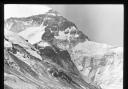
[4,5,123,89]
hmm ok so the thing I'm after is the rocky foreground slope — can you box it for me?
[4,9,123,89]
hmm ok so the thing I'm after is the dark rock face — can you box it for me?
[38,45,80,76]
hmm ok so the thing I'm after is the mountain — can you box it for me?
[4,9,123,89]
[5,9,89,50]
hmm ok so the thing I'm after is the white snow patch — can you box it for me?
[18,26,46,44]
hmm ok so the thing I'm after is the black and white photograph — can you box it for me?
[4,4,123,89]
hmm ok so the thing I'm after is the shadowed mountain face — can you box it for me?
[4,9,123,89]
